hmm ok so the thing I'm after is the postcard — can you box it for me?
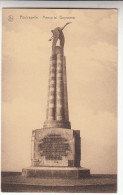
[1,8,117,193]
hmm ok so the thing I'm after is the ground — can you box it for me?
[1,172,117,193]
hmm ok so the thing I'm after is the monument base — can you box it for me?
[31,128,81,167]
[22,167,90,179]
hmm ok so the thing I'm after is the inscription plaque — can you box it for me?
[39,134,71,160]
[31,128,80,167]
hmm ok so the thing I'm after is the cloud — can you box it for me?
[66,41,117,114]
[2,24,50,102]
[71,107,117,174]
[64,9,117,48]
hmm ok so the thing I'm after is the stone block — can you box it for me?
[31,128,81,167]
[22,167,90,179]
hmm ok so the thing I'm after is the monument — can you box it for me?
[22,23,90,178]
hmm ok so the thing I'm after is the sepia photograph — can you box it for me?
[1,8,117,192]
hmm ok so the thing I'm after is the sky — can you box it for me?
[2,9,117,173]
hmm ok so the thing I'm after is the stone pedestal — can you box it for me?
[22,127,90,178]
[31,128,81,167]
[22,167,90,179]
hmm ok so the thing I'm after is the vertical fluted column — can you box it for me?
[56,49,65,121]
[63,56,69,121]
[47,55,56,120]
[46,57,51,120]
[44,46,71,129]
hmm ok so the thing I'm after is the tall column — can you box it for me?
[47,55,56,120]
[44,46,71,129]
[46,57,51,120]
[56,48,65,121]
[63,56,69,121]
